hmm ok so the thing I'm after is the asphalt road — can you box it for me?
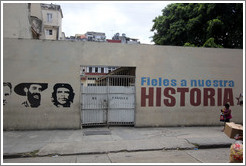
[3,148,235,164]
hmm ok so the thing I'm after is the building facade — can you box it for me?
[108,33,140,44]
[40,3,64,40]
[80,66,118,86]
[85,32,106,42]
[3,3,64,40]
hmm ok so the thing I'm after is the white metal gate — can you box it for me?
[81,75,135,126]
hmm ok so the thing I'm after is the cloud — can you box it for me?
[58,2,170,44]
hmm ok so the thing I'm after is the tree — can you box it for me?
[151,3,243,48]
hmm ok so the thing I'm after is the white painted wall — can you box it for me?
[3,38,243,130]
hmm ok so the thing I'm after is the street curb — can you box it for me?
[196,144,232,149]
[3,143,232,159]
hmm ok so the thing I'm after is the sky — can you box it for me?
[57,1,172,44]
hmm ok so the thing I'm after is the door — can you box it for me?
[81,74,135,126]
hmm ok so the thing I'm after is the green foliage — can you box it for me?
[184,42,196,47]
[151,3,243,48]
[203,38,223,48]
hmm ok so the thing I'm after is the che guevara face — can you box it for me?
[56,87,70,105]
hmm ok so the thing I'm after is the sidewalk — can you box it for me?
[3,126,235,158]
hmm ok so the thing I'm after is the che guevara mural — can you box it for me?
[3,82,75,108]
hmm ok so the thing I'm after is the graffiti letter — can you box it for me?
[156,87,161,107]
[223,88,234,106]
[141,87,154,107]
[190,88,201,106]
[177,88,189,106]
[164,88,176,107]
[204,88,215,106]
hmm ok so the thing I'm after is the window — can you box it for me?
[46,29,53,35]
[47,13,52,22]
[95,67,98,73]
[89,67,92,73]
[101,68,104,73]
[88,78,96,80]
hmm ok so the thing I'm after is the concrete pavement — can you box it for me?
[3,126,236,159]
[3,148,231,163]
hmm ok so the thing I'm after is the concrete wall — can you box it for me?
[3,38,243,130]
[30,3,42,19]
[3,3,32,39]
